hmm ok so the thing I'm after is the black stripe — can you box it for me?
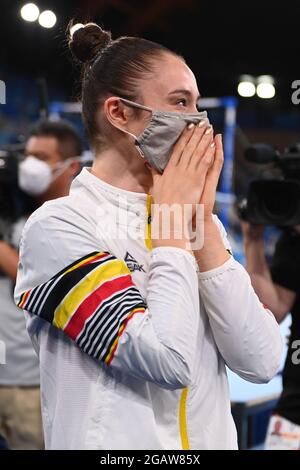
[79,292,143,354]
[25,254,115,323]
[77,286,145,348]
[50,251,109,281]
[78,287,145,350]
[85,302,140,360]
[25,281,50,311]
[23,253,112,312]
[36,255,116,320]
[20,252,111,309]
[25,272,62,312]
[86,299,146,359]
[101,302,146,362]
[85,296,145,357]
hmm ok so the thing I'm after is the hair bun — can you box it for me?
[69,22,112,64]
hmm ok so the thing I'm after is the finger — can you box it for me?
[183,140,215,200]
[205,134,224,184]
[168,122,197,166]
[179,120,211,168]
[198,135,223,202]
[188,125,215,169]
[193,141,216,189]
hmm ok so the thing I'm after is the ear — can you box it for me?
[68,160,81,177]
[103,96,133,128]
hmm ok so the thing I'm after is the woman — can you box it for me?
[14,23,282,450]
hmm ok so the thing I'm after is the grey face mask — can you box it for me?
[112,98,208,173]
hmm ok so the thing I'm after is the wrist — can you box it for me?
[151,211,192,250]
[151,237,192,251]
[193,220,230,271]
[243,236,264,247]
[201,217,220,238]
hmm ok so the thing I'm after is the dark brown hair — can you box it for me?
[29,119,82,160]
[68,22,177,149]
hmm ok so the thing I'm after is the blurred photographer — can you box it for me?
[241,220,300,449]
[0,119,82,449]
[239,141,300,449]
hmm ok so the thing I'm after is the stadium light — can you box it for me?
[20,3,40,22]
[38,10,57,29]
[69,23,85,38]
[237,75,256,98]
[256,75,276,99]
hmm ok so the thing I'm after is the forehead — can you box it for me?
[142,53,199,98]
[26,136,58,156]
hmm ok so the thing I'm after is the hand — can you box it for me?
[190,133,232,269]
[240,220,265,242]
[148,120,215,248]
[149,121,214,216]
[198,133,223,219]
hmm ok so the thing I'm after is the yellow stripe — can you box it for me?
[144,194,153,251]
[53,259,130,329]
[18,254,102,311]
[63,253,104,276]
[179,388,190,450]
[19,290,29,308]
[145,194,190,448]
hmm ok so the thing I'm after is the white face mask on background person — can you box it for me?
[18,155,78,197]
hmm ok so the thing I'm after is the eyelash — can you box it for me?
[176,99,201,112]
[176,99,187,106]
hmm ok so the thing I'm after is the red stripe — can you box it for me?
[73,252,109,270]
[106,308,145,365]
[19,289,31,308]
[64,274,135,339]
[18,254,107,310]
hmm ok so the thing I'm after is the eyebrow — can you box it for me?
[168,89,201,101]
[25,150,49,159]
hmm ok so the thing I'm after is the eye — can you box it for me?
[176,98,187,107]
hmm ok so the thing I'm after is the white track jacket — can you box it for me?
[14,167,282,450]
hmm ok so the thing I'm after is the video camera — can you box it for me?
[239,142,300,226]
[0,145,36,223]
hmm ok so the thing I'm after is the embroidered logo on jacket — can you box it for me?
[124,252,145,272]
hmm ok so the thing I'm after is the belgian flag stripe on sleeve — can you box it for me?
[17,251,147,365]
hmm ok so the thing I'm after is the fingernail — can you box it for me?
[188,123,195,130]
[210,142,215,148]
[205,126,212,134]
[198,120,205,127]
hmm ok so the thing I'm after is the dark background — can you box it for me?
[1,0,299,108]
[1,0,300,189]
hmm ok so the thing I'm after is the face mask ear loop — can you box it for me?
[135,146,145,159]
[109,121,139,143]
[119,97,153,113]
[51,158,76,183]
[107,97,152,158]
[110,122,145,158]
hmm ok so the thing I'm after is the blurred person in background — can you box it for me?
[241,221,300,450]
[0,119,82,449]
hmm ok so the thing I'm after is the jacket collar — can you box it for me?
[70,167,149,217]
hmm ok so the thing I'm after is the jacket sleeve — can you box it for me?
[14,211,200,391]
[198,215,283,384]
